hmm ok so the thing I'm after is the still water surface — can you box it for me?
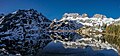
[37,32,119,56]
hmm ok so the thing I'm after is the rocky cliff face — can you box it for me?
[81,13,88,18]
[0,9,51,37]
[0,9,52,55]
[93,14,107,19]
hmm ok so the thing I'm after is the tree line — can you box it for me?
[105,24,120,52]
[106,24,120,35]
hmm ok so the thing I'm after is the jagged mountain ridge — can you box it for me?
[62,13,108,19]
[60,13,120,32]
[61,13,120,26]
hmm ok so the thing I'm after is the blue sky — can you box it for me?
[0,0,120,20]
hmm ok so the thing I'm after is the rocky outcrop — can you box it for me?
[82,13,88,18]
[93,14,106,19]
[63,13,80,18]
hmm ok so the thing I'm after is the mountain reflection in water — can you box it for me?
[36,32,119,56]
